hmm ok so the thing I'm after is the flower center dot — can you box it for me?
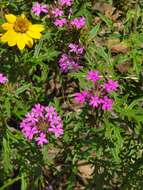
[14,16,30,33]
[37,118,49,132]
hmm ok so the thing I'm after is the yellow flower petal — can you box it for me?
[27,38,33,48]
[8,38,17,46]
[26,30,42,39]
[23,34,33,48]
[5,14,16,23]
[8,31,18,46]
[16,33,26,50]
[1,30,17,46]
[1,23,13,30]
[29,24,45,32]
[1,31,11,42]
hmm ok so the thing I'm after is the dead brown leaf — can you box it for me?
[106,38,120,48]
[111,44,129,54]
[92,2,121,21]
[77,160,94,180]
[115,61,132,73]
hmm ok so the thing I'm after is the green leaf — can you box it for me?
[4,98,11,118]
[15,84,31,95]
[97,12,113,27]
[87,24,100,42]
[2,137,13,173]
[0,176,21,190]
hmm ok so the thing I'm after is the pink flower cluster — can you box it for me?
[32,1,86,29]
[74,71,119,111]
[58,43,84,73]
[59,0,73,7]
[32,2,48,16]
[0,73,8,84]
[20,104,63,146]
[54,16,86,29]
[70,17,86,29]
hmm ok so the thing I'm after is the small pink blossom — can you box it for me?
[40,5,49,13]
[58,53,80,73]
[59,0,73,6]
[48,126,64,137]
[0,73,8,84]
[52,8,63,17]
[101,96,114,110]
[69,43,84,55]
[69,43,77,52]
[32,2,48,16]
[104,80,119,93]
[54,18,67,27]
[36,133,48,146]
[89,95,101,108]
[70,17,86,29]
[87,70,100,83]
[74,91,88,104]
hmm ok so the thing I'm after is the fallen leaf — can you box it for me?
[106,38,120,48]
[111,44,129,54]
[115,61,131,73]
[77,160,94,179]
[92,2,121,21]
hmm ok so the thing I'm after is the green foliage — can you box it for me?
[0,0,143,189]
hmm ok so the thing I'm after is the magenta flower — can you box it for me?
[52,8,63,17]
[87,70,100,83]
[68,43,84,55]
[54,18,67,27]
[69,43,77,52]
[70,17,86,29]
[32,2,41,16]
[89,95,101,108]
[20,104,63,146]
[58,53,80,73]
[104,80,119,93]
[0,73,8,84]
[36,133,48,146]
[59,0,73,6]
[32,2,48,16]
[41,5,49,13]
[101,96,114,110]
[74,91,88,104]
[73,70,118,112]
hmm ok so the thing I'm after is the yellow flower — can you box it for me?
[0,14,44,50]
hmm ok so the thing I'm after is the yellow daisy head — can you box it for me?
[0,14,44,50]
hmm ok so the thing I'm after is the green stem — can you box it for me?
[0,176,21,190]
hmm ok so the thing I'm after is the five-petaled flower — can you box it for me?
[32,2,48,16]
[87,70,100,83]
